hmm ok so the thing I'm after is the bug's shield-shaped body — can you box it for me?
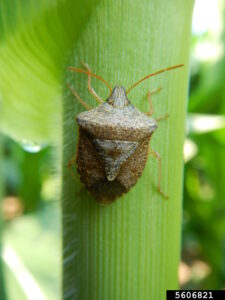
[76,87,157,204]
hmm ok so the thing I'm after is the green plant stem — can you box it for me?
[62,1,194,299]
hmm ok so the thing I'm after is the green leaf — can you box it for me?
[0,0,97,144]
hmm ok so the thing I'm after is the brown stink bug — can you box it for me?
[67,62,183,204]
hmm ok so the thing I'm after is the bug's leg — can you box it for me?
[155,113,169,122]
[149,148,168,199]
[145,91,154,116]
[81,61,104,104]
[67,83,92,110]
[67,155,86,196]
[145,87,162,116]
[67,154,79,183]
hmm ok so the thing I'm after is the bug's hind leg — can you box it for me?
[149,148,168,199]
[67,83,92,110]
[81,62,104,104]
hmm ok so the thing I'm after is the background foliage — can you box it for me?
[181,0,225,289]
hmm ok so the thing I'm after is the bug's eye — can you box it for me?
[107,97,130,108]
[108,99,114,105]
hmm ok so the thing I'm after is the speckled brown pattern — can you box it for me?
[75,86,157,204]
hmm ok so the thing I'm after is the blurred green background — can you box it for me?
[0,0,225,298]
[181,0,225,290]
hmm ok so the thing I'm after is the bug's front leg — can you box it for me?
[145,87,162,116]
[149,148,168,199]
[67,83,92,110]
[81,62,104,104]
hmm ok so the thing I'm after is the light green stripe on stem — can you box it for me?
[62,1,194,299]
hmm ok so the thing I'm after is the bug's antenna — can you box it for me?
[126,64,184,94]
[68,67,113,94]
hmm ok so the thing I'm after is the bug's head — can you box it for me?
[107,86,130,108]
